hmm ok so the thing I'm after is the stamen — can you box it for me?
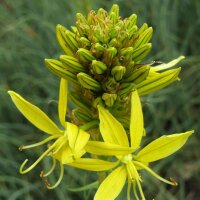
[136,179,146,200]
[127,180,131,200]
[19,145,24,151]
[46,162,64,189]
[133,181,140,200]
[133,161,178,186]
[52,139,66,155]
[21,135,60,150]
[19,140,59,174]
[41,158,56,177]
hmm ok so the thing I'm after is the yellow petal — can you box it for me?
[130,90,144,149]
[8,91,62,135]
[136,130,194,162]
[152,56,185,72]
[98,106,129,147]
[58,78,68,128]
[137,68,181,96]
[85,141,135,156]
[67,122,90,152]
[68,158,117,171]
[94,166,127,200]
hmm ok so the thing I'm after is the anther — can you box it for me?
[18,145,24,151]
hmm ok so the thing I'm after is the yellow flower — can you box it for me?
[86,90,194,200]
[8,79,116,189]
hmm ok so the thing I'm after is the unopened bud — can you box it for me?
[77,48,95,63]
[79,37,91,48]
[120,47,134,61]
[105,47,117,60]
[118,83,135,97]
[102,93,117,107]
[109,4,119,24]
[91,60,107,74]
[92,97,104,108]
[60,55,86,73]
[45,59,78,84]
[77,72,102,91]
[111,66,126,81]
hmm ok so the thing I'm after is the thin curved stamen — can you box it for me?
[19,135,60,150]
[133,181,140,200]
[46,162,64,189]
[136,179,146,200]
[127,180,131,200]
[20,140,59,174]
[133,161,178,186]
[52,139,66,155]
[40,158,57,177]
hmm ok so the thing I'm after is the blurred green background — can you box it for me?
[0,0,199,199]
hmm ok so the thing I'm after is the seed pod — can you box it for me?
[77,72,102,91]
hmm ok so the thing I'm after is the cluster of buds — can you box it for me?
[45,4,183,126]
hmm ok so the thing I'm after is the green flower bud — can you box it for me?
[69,92,92,114]
[132,43,152,62]
[79,37,91,48]
[91,60,107,74]
[77,48,95,63]
[124,61,135,76]
[60,55,86,73]
[104,77,118,91]
[102,93,117,107]
[118,83,135,97]
[111,66,126,81]
[125,66,150,82]
[109,38,118,47]
[105,47,117,61]
[120,47,134,61]
[134,27,153,49]
[128,25,138,39]
[92,97,104,108]
[97,8,108,19]
[56,24,74,56]
[73,108,92,123]
[125,14,137,30]
[45,59,78,84]
[77,72,102,91]
[137,68,181,96]
[109,4,119,24]
[65,30,79,52]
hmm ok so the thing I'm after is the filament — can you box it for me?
[133,161,178,186]
[19,140,59,174]
[46,162,64,189]
[127,180,131,200]
[136,179,146,200]
[40,158,56,177]
[133,181,140,200]
[19,135,60,150]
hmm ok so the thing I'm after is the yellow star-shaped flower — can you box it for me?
[8,79,116,189]
[86,90,193,200]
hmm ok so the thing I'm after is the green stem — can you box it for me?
[79,120,99,131]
